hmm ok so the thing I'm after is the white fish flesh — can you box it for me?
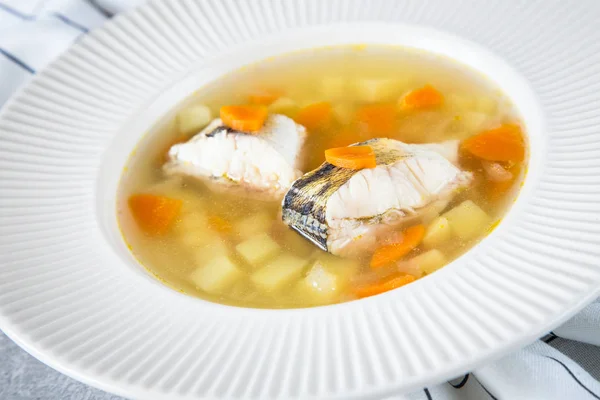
[164,114,307,200]
[282,138,473,256]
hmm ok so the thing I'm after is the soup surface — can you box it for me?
[118,46,527,308]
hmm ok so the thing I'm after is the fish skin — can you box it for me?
[164,114,306,200]
[282,138,473,256]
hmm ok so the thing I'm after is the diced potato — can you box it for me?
[190,254,241,293]
[353,78,406,103]
[234,211,273,239]
[235,233,280,266]
[423,216,452,248]
[315,253,359,287]
[475,96,497,114]
[461,111,488,133]
[303,260,339,295]
[177,104,212,135]
[251,254,308,291]
[331,103,355,125]
[444,200,492,240]
[320,76,347,101]
[409,249,447,274]
[268,97,299,117]
[177,211,208,233]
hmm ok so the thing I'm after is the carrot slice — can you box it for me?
[220,105,268,132]
[248,89,281,106]
[208,215,232,233]
[401,84,444,110]
[370,225,426,268]
[295,102,332,130]
[356,103,397,134]
[128,194,182,235]
[325,145,376,170]
[354,274,416,298]
[462,123,525,162]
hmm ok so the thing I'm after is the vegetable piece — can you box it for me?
[208,215,232,233]
[235,232,280,267]
[235,211,272,239]
[462,123,525,162]
[128,194,182,235]
[251,254,308,291]
[400,84,444,110]
[446,93,475,111]
[409,249,447,274]
[482,161,513,182]
[354,274,416,298]
[422,216,452,248]
[475,96,497,114]
[220,105,268,132]
[192,238,230,263]
[315,253,359,287]
[325,145,376,170]
[190,255,242,293]
[177,104,213,135]
[356,103,396,134]
[248,89,281,106]
[320,76,347,101]
[268,97,299,116]
[460,111,488,133]
[443,200,491,240]
[302,260,340,296]
[353,78,407,103]
[295,101,332,130]
[370,225,426,268]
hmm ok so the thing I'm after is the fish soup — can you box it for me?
[118,46,527,308]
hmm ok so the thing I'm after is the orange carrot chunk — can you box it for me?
[354,274,416,298]
[370,224,426,268]
[208,215,232,233]
[248,89,281,106]
[128,194,182,235]
[220,105,268,132]
[401,84,444,110]
[325,145,376,170]
[462,123,525,162]
[356,103,397,134]
[295,102,332,130]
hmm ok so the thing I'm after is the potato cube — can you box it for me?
[234,212,272,239]
[423,216,452,248]
[315,253,359,287]
[353,78,405,103]
[410,249,447,274]
[446,93,475,111]
[251,254,308,291]
[303,260,339,295]
[461,111,488,133]
[235,233,280,266]
[190,255,241,293]
[444,200,491,240]
[320,76,347,101]
[268,97,299,117]
[177,104,212,135]
[193,238,229,263]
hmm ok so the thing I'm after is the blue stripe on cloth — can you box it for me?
[52,12,89,33]
[0,2,34,20]
[0,48,35,73]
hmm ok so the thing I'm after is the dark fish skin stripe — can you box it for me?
[205,126,239,137]
[282,138,407,252]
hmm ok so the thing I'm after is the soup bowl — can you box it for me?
[1,1,599,399]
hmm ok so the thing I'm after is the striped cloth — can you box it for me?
[0,1,599,399]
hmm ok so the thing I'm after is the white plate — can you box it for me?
[1,1,599,399]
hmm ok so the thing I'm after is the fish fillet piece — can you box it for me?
[164,114,307,200]
[282,138,473,256]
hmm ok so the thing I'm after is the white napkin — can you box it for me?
[1,1,599,399]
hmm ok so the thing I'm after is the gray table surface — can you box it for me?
[0,331,123,400]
